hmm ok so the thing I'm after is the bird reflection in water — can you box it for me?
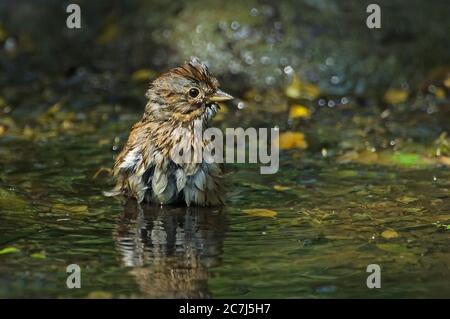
[114,199,225,298]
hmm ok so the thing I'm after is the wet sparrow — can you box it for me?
[106,57,233,206]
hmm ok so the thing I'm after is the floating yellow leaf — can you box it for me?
[439,156,450,166]
[22,125,34,138]
[444,76,450,89]
[289,104,311,119]
[384,88,408,104]
[48,102,62,114]
[0,125,6,136]
[285,75,320,101]
[278,131,308,150]
[273,185,291,191]
[96,23,118,45]
[381,229,399,239]
[243,208,277,218]
[0,247,19,255]
[434,87,446,99]
[132,69,155,82]
[60,119,73,130]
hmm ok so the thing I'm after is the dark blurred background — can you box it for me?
[1,0,449,107]
[1,0,450,161]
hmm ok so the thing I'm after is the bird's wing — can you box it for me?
[106,121,157,202]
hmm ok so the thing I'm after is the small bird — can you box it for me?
[105,57,233,206]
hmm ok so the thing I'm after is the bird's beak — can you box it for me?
[208,89,234,102]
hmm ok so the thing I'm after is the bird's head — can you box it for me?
[145,57,233,124]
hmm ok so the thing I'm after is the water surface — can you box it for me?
[1,133,449,298]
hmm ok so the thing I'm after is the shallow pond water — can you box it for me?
[0,130,449,298]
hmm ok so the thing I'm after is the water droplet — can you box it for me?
[331,75,340,85]
[340,97,349,104]
[318,99,326,107]
[325,57,335,66]
[218,21,228,30]
[381,109,390,118]
[262,5,274,17]
[427,105,437,114]
[401,82,410,90]
[250,8,258,16]
[229,61,241,74]
[4,38,17,53]
[162,29,171,38]
[428,85,437,93]
[280,57,288,65]
[243,51,254,65]
[265,76,275,85]
[231,21,240,30]
[283,66,294,75]
[260,56,271,65]
[237,102,245,109]
[327,100,336,108]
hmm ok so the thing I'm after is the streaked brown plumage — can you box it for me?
[105,57,233,206]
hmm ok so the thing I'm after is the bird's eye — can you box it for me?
[188,88,200,98]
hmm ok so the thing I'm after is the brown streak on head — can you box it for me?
[171,57,219,90]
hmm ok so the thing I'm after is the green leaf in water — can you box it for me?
[0,246,19,255]
[391,153,421,167]
[31,251,46,259]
